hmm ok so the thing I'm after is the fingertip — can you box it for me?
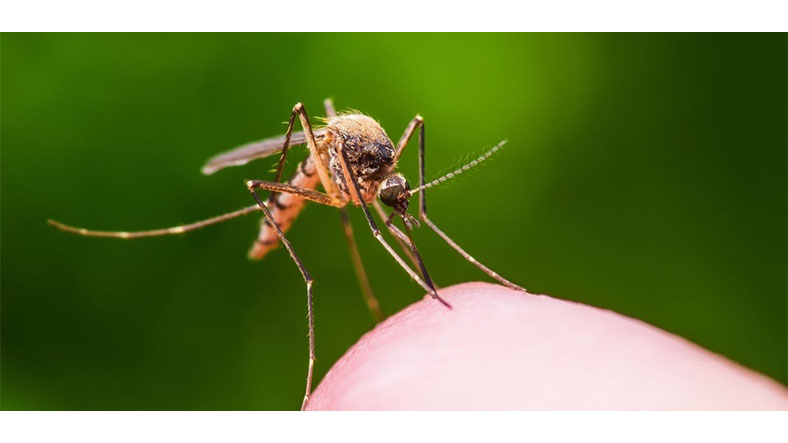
[307,282,788,410]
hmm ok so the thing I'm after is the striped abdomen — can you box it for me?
[248,156,320,260]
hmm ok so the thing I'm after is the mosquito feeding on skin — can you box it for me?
[48,98,526,410]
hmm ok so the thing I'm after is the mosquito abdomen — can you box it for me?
[248,156,321,260]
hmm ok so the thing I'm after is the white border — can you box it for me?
[0,1,787,31]
[1,411,788,443]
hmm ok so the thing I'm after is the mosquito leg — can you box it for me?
[372,200,419,269]
[246,180,344,207]
[294,103,337,198]
[336,145,450,308]
[47,204,261,238]
[270,104,299,188]
[247,184,317,411]
[248,103,312,258]
[339,207,383,322]
[393,115,423,163]
[414,120,526,292]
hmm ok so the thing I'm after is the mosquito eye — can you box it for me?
[379,183,404,207]
[379,175,411,207]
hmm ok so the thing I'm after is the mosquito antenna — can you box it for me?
[409,140,507,195]
[47,204,262,239]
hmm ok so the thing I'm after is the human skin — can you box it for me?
[306,282,788,410]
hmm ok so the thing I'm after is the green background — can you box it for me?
[1,33,785,410]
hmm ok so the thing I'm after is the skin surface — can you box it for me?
[306,282,788,410]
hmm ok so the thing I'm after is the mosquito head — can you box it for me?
[379,173,412,213]
[379,173,421,229]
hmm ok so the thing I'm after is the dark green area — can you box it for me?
[2,33,785,410]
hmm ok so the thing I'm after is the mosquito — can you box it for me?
[48,98,525,410]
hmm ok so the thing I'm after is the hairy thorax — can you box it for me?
[325,114,396,204]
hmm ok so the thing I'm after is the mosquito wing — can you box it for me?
[201,130,326,175]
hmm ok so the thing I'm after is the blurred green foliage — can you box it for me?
[1,33,785,410]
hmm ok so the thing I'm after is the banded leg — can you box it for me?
[339,207,383,322]
[246,180,343,208]
[246,182,317,411]
[410,118,526,292]
[47,204,261,238]
[335,144,451,308]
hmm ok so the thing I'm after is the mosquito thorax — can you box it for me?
[378,174,411,212]
[327,114,396,203]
